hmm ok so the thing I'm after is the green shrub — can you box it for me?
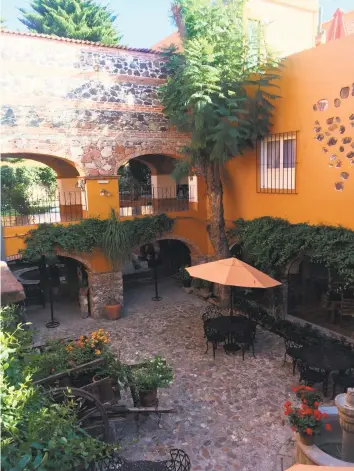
[0,306,114,471]
[132,355,173,391]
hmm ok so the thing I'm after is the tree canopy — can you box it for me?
[160,0,280,263]
[161,0,279,171]
[19,0,122,45]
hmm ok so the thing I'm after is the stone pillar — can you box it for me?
[85,176,120,219]
[335,388,354,463]
[88,271,123,318]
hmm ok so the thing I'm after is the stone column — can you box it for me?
[88,271,123,318]
[335,388,354,463]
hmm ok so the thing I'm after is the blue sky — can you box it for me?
[1,0,353,48]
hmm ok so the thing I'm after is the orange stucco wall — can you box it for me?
[223,35,354,231]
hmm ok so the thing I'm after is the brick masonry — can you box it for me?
[0,32,188,176]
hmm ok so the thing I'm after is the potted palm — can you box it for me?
[132,355,173,407]
[177,266,192,292]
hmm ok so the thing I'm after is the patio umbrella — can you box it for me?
[327,8,347,42]
[186,257,281,313]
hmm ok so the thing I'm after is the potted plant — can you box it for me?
[177,266,192,291]
[132,355,173,407]
[103,299,122,320]
[284,385,331,445]
[193,278,212,299]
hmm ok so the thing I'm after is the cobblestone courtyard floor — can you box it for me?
[33,279,301,471]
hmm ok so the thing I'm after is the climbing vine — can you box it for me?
[230,217,354,283]
[21,213,174,264]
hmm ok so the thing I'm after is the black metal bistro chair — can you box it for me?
[332,368,354,399]
[224,329,255,360]
[204,322,225,359]
[283,332,306,376]
[90,449,191,471]
[299,362,330,396]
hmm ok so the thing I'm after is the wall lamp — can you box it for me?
[75,180,86,190]
[100,189,111,197]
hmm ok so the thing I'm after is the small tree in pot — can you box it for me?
[132,355,173,407]
[177,266,192,289]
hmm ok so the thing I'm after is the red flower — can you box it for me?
[313,409,322,421]
[313,401,319,408]
[291,426,296,432]
[284,401,292,408]
[305,427,313,436]
[323,413,329,419]
[325,423,332,432]
[305,386,315,391]
[292,386,300,392]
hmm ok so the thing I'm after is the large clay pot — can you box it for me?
[139,388,158,407]
[299,433,314,446]
[104,304,122,320]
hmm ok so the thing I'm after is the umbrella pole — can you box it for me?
[229,287,233,316]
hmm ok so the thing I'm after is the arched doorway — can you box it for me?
[118,154,197,217]
[10,254,90,327]
[122,238,193,306]
[1,152,85,227]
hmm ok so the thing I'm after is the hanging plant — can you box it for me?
[230,217,354,284]
[21,212,174,267]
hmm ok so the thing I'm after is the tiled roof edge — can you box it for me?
[0,29,162,55]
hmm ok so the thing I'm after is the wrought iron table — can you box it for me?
[206,315,253,337]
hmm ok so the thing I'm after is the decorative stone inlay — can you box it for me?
[88,271,123,318]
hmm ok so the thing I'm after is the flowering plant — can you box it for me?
[284,385,331,437]
[132,355,173,391]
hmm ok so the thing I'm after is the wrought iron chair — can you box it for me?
[299,363,330,396]
[89,449,191,471]
[166,449,191,471]
[201,305,223,323]
[224,330,255,360]
[283,333,306,376]
[204,322,225,359]
[332,368,354,399]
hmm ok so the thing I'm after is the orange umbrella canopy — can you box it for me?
[186,257,281,288]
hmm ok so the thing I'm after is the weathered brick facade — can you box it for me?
[0,31,189,176]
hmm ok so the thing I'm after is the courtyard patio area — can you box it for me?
[29,278,308,471]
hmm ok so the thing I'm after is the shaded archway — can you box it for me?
[118,153,196,217]
[1,152,85,227]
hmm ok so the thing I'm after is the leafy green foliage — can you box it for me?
[0,307,114,471]
[1,164,57,215]
[232,217,354,283]
[118,160,151,189]
[19,0,122,45]
[160,0,280,173]
[21,213,174,264]
[132,355,174,391]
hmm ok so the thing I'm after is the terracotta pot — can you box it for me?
[139,388,158,407]
[104,304,122,320]
[299,433,314,446]
[92,375,114,403]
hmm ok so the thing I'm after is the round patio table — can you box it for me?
[206,315,253,337]
[296,345,354,373]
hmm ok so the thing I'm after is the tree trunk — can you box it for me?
[205,161,230,306]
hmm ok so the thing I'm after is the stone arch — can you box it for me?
[117,148,185,173]
[156,234,204,265]
[1,149,85,177]
[55,249,94,272]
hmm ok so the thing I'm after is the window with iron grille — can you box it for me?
[257,131,298,194]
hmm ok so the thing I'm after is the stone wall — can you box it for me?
[0,31,188,176]
[88,270,123,318]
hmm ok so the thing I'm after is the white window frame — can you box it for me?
[260,133,296,191]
